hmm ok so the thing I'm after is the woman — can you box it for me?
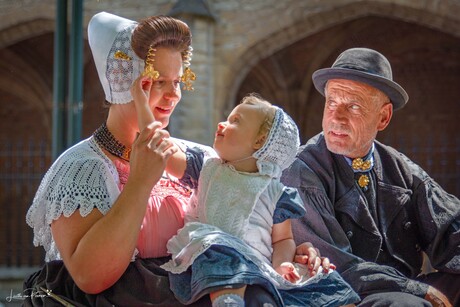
[24,12,328,306]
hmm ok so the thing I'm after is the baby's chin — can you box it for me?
[212,146,225,159]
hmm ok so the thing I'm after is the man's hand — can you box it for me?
[294,242,336,275]
[425,286,452,307]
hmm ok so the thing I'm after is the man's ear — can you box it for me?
[254,134,267,150]
[377,102,393,131]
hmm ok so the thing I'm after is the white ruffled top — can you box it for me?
[26,137,120,261]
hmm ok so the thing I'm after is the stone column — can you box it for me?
[168,0,217,146]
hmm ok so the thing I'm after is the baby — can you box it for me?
[131,76,359,307]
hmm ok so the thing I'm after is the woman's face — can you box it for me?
[144,47,183,128]
[213,103,266,162]
[322,79,392,158]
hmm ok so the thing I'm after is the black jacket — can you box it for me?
[281,133,460,298]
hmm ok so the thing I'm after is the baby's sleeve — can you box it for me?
[273,187,306,224]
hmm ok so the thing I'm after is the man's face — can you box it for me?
[322,79,392,158]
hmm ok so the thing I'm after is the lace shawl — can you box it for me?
[26,137,120,261]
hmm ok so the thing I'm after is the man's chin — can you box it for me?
[325,140,348,156]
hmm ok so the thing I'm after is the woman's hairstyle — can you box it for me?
[131,15,192,62]
[88,12,195,104]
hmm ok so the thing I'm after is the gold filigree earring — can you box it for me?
[181,46,196,91]
[142,45,160,80]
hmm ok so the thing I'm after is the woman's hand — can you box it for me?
[129,122,178,189]
[294,242,336,275]
[131,75,156,131]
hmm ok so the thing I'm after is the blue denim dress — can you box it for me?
[167,236,359,306]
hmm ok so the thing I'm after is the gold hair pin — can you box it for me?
[142,45,160,80]
[114,50,132,61]
[181,46,196,91]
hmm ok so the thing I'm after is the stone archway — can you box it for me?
[0,19,106,142]
[225,1,460,116]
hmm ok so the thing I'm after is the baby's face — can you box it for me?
[213,103,266,162]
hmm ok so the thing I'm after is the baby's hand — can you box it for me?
[275,262,301,283]
[131,75,156,131]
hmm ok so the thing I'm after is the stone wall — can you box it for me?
[1,0,459,144]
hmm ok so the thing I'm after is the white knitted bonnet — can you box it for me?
[88,12,144,104]
[252,107,300,178]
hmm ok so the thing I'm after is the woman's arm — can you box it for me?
[51,124,176,294]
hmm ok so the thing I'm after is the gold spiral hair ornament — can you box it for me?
[142,45,160,80]
[181,46,196,91]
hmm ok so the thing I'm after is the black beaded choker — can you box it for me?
[93,122,131,161]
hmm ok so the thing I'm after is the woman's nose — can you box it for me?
[164,82,180,100]
[217,122,226,130]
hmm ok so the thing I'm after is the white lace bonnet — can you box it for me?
[88,12,144,104]
[253,107,300,178]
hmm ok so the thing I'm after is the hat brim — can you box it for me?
[312,68,408,110]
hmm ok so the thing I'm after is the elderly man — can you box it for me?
[283,48,460,306]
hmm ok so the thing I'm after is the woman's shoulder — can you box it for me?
[26,137,120,261]
[29,137,119,219]
[57,137,114,166]
[48,137,118,182]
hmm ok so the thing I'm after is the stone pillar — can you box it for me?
[168,0,217,146]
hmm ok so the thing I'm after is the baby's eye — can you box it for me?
[229,117,239,124]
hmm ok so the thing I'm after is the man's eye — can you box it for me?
[327,101,337,109]
[350,104,360,110]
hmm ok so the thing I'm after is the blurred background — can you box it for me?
[0,0,459,304]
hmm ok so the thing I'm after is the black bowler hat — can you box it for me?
[312,48,409,110]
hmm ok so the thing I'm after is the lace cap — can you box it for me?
[88,12,144,104]
[252,107,300,178]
